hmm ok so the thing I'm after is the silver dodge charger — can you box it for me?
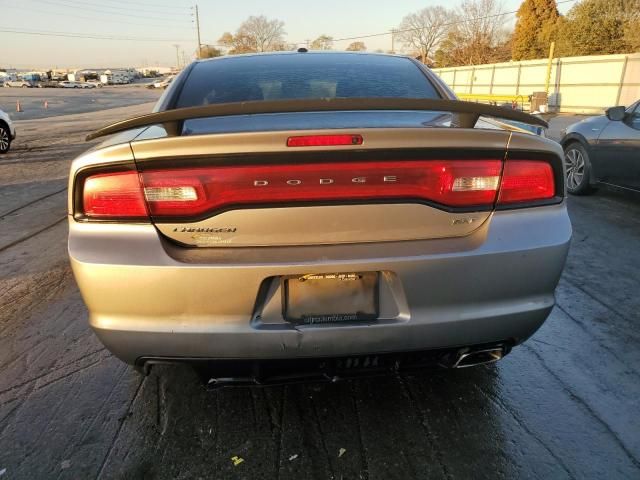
[68,52,571,385]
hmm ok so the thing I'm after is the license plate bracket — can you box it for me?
[283,272,379,325]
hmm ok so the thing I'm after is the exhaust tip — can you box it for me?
[452,347,506,368]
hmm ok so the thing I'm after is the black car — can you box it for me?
[561,100,640,194]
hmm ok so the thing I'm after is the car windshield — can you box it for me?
[174,53,440,107]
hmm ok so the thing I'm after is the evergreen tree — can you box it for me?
[512,0,560,60]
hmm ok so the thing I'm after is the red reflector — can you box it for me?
[498,161,555,204]
[287,134,363,147]
[139,160,503,218]
[82,171,148,218]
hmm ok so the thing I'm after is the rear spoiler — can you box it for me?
[85,98,548,141]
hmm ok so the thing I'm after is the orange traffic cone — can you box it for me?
[44,100,48,109]
[16,100,22,112]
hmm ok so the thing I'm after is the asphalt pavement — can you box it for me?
[0,84,161,120]
[0,101,638,479]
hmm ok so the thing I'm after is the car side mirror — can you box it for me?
[605,106,626,121]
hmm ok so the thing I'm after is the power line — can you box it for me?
[84,0,190,11]
[31,0,191,16]
[31,0,192,22]
[0,26,227,47]
[0,27,195,42]
[4,5,193,29]
[295,0,578,45]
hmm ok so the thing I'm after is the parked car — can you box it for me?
[561,100,640,194]
[148,75,174,89]
[0,108,16,154]
[4,80,32,88]
[87,80,104,88]
[79,82,97,89]
[39,80,61,88]
[59,81,81,88]
[69,52,571,383]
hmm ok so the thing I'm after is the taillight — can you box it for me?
[498,161,555,205]
[78,159,557,221]
[82,171,148,219]
[138,160,503,217]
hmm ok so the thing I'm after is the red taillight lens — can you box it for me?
[498,161,555,204]
[138,160,503,218]
[287,134,364,147]
[82,171,148,219]
[78,159,557,221]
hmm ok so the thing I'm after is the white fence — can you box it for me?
[433,53,640,114]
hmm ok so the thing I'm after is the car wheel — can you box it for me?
[564,142,593,195]
[0,124,10,154]
[22,84,28,88]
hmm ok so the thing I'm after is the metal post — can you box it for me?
[390,29,395,54]
[173,44,180,69]
[615,56,629,106]
[195,5,202,59]
[469,67,475,94]
[452,69,457,91]
[489,65,496,95]
[515,63,521,95]
[544,42,555,95]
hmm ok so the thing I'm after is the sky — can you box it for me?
[0,0,575,69]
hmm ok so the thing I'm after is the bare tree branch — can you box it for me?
[219,15,286,54]
[396,6,451,62]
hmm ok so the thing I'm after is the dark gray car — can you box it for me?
[561,100,640,194]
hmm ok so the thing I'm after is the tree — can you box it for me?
[556,0,637,56]
[218,31,255,54]
[512,0,560,60]
[434,0,510,67]
[218,15,286,54]
[396,7,450,63]
[346,41,367,51]
[311,35,334,50]
[625,13,640,51]
[198,45,223,59]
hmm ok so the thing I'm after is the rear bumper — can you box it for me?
[69,204,571,365]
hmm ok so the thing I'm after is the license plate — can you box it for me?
[284,272,379,325]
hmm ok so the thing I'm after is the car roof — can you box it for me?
[195,50,411,64]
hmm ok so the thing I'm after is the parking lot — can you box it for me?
[0,84,160,120]
[0,90,639,479]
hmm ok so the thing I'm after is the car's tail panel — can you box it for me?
[127,128,511,246]
[71,128,564,248]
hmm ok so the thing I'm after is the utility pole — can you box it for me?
[390,29,395,54]
[173,44,181,69]
[544,41,556,96]
[194,4,202,59]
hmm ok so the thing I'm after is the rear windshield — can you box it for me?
[175,53,441,108]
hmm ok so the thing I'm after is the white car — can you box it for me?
[86,80,103,88]
[151,76,175,89]
[4,80,32,88]
[79,82,97,89]
[59,81,79,88]
[0,109,16,154]
[59,81,91,88]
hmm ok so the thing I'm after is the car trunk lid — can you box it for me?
[128,126,512,247]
